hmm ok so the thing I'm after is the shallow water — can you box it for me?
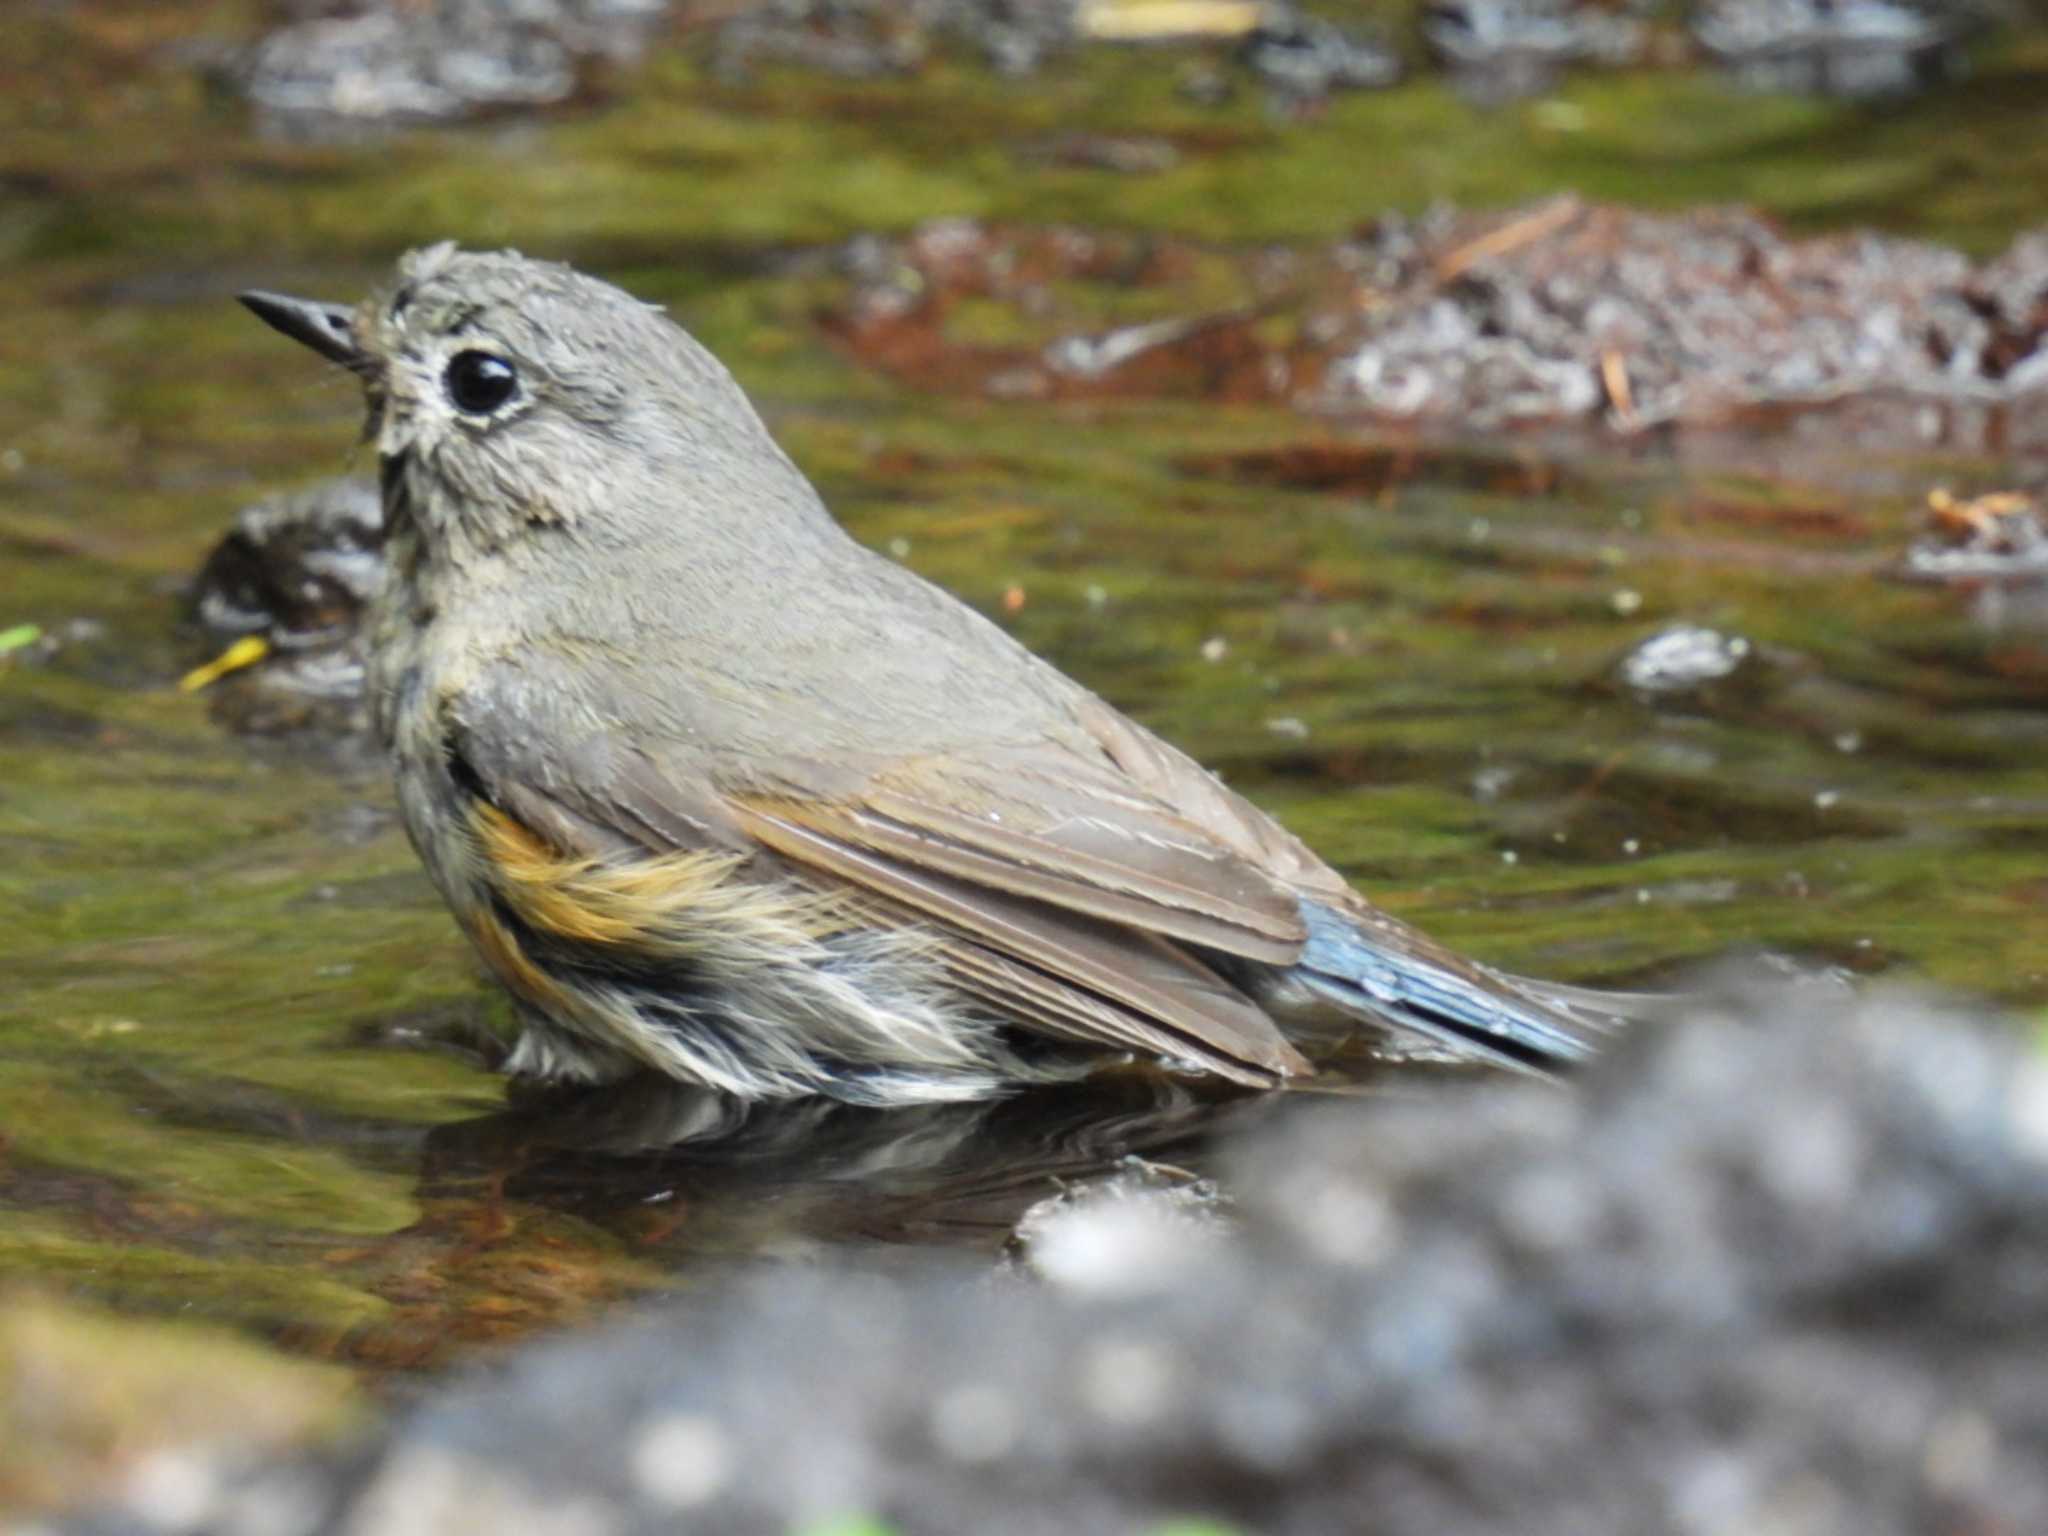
[3,0,2047,1472]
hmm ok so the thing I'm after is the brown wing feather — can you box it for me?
[939,941,1262,1072]
[1070,696,1357,900]
[732,798,1309,1081]
[804,790,1303,964]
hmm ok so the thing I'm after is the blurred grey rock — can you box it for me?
[713,0,1083,81]
[1424,0,1644,102]
[708,0,1402,102]
[1694,0,1976,97]
[1239,8,1402,106]
[236,0,671,132]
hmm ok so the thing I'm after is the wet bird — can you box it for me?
[241,246,1625,1105]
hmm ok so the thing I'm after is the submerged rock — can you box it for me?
[184,476,383,735]
[67,977,2048,1535]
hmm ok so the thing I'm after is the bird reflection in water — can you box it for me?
[415,1069,1421,1262]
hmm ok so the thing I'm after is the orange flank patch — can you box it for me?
[468,904,578,1013]
[471,802,744,947]
[467,801,857,956]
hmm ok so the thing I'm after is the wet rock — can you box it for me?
[1898,487,2048,585]
[193,476,383,646]
[1892,487,2039,630]
[64,978,2048,1535]
[708,0,1401,100]
[234,0,671,133]
[1693,0,1976,98]
[185,476,383,734]
[713,0,1083,81]
[713,0,937,80]
[1422,0,1645,102]
[1237,7,1402,107]
[821,205,2048,456]
[1614,623,1761,698]
[1976,231,2048,390]
[1007,1156,1235,1290]
[1328,201,2048,434]
[215,0,2013,124]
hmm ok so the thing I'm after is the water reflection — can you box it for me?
[417,1072,1316,1258]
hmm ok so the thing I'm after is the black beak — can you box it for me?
[238,290,364,370]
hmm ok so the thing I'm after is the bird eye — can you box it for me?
[444,351,518,415]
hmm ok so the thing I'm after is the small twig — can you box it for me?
[1600,348,1637,429]
[1434,196,1583,283]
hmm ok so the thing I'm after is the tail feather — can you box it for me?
[1294,902,1607,1073]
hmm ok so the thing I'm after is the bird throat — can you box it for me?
[377,449,412,537]
[375,447,445,629]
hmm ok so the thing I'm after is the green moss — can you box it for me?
[0,1215,394,1332]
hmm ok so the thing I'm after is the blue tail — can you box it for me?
[1293,901,1606,1073]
